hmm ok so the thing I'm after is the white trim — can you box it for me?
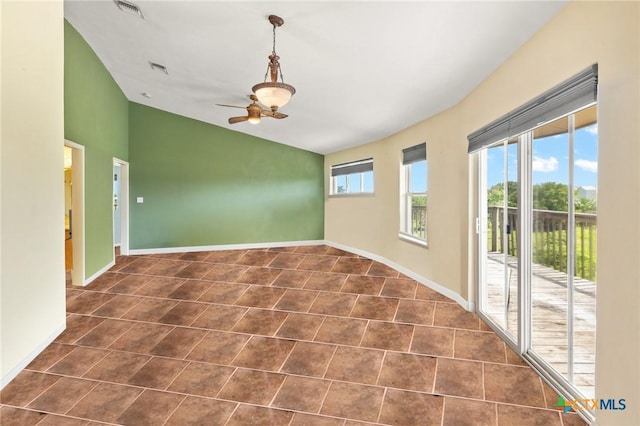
[566,113,576,382]
[113,158,129,256]
[64,139,84,151]
[399,163,410,234]
[0,323,65,390]
[398,232,428,248]
[328,193,375,199]
[64,140,85,287]
[466,300,476,312]
[324,240,472,311]
[129,239,326,256]
[519,132,532,355]
[84,260,116,286]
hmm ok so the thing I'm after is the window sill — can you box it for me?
[328,193,375,198]
[398,232,428,248]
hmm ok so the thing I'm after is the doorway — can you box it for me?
[64,140,85,286]
[64,147,73,275]
[114,163,122,255]
[477,104,598,401]
[113,158,129,257]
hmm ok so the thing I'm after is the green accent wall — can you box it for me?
[129,103,324,249]
[64,19,323,261]
[64,21,129,278]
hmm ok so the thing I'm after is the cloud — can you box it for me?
[532,156,559,172]
[575,159,598,173]
[585,124,598,135]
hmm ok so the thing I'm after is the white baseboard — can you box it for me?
[0,322,65,390]
[83,260,116,287]
[324,240,472,311]
[128,240,326,256]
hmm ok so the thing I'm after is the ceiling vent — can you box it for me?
[149,62,168,74]
[114,0,144,19]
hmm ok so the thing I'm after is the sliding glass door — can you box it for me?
[478,104,598,400]
[530,116,572,384]
[479,137,519,341]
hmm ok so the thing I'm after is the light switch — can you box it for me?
[136,197,144,203]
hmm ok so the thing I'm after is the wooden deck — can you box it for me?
[484,253,596,398]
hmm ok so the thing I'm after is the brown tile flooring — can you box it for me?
[0,245,587,425]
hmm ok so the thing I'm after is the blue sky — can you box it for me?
[487,123,598,188]
[410,161,427,193]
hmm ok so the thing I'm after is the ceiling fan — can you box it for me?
[217,94,288,125]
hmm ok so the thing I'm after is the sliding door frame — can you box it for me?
[476,110,595,423]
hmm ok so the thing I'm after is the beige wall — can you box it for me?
[325,1,640,424]
[0,1,66,385]
[325,105,469,300]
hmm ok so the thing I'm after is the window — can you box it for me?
[330,158,374,195]
[400,143,427,242]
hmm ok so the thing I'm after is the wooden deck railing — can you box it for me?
[488,206,597,280]
[411,205,426,239]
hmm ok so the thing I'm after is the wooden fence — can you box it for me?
[411,205,426,239]
[488,206,597,280]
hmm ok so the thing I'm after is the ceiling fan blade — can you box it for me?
[228,116,249,124]
[261,110,288,119]
[216,104,247,110]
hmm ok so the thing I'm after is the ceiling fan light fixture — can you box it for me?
[252,15,296,111]
[252,82,296,110]
[217,94,289,125]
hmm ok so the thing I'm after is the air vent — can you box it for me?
[114,0,144,19]
[149,62,168,74]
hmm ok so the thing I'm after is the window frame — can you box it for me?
[399,143,428,246]
[329,158,374,196]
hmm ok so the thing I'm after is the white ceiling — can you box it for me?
[64,1,567,155]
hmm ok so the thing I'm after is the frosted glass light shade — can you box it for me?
[252,82,296,109]
[248,116,261,125]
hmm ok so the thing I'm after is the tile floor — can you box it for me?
[0,245,587,425]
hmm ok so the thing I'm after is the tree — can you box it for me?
[532,182,568,211]
[412,195,427,206]
[575,196,597,213]
[489,181,597,213]
[487,181,518,207]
